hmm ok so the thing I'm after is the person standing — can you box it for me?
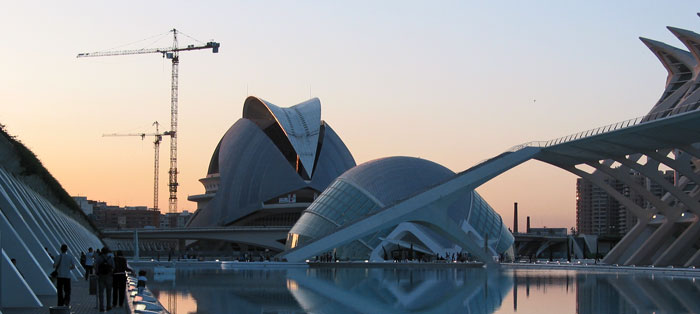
[95,247,115,312]
[84,247,95,280]
[112,250,131,308]
[137,270,148,294]
[54,244,75,307]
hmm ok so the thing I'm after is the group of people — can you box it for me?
[53,244,138,312]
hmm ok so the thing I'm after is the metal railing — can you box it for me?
[507,102,700,152]
[506,141,549,152]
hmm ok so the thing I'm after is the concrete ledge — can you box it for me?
[129,260,308,270]
[503,262,700,277]
[129,259,487,269]
[309,261,485,269]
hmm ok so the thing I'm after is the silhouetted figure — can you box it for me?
[80,252,86,269]
[112,250,131,308]
[54,244,75,306]
[95,247,115,312]
[137,270,147,294]
[85,247,95,280]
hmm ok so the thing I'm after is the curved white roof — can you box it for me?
[243,97,321,178]
[667,27,700,74]
[640,37,696,79]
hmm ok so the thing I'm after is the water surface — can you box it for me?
[143,266,700,314]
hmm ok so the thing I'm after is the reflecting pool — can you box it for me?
[142,266,700,314]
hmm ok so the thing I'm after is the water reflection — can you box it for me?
[142,266,700,314]
[574,271,700,314]
[149,268,301,313]
[287,268,511,313]
[503,269,700,314]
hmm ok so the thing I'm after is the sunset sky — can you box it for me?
[1,1,698,230]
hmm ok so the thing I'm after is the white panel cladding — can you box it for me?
[31,196,83,278]
[4,173,84,278]
[0,176,54,271]
[0,249,41,308]
[0,175,61,258]
[0,165,103,307]
[0,171,59,269]
[0,210,55,295]
[263,98,321,178]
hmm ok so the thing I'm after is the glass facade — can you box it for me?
[287,179,383,259]
[287,156,514,260]
[467,192,513,253]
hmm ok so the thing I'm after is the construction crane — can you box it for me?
[103,122,170,211]
[78,29,220,213]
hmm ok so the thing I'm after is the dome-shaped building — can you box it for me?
[187,96,356,228]
[287,156,513,261]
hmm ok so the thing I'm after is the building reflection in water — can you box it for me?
[287,267,512,313]
[506,269,700,314]
[576,272,700,314]
[148,268,303,313]
[142,266,700,314]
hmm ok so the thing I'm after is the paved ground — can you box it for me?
[3,278,129,314]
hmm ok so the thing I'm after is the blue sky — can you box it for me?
[1,1,698,229]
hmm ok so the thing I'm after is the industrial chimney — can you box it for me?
[526,216,531,234]
[513,202,519,233]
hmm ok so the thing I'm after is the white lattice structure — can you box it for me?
[0,167,102,308]
[281,15,700,266]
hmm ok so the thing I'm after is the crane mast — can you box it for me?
[169,30,180,214]
[103,121,167,211]
[78,29,220,213]
[153,122,162,212]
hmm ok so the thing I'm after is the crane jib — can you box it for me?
[78,30,219,213]
[76,42,219,58]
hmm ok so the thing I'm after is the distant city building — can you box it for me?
[92,206,160,229]
[527,227,567,236]
[576,170,674,236]
[160,210,193,228]
[72,196,94,215]
[72,197,194,230]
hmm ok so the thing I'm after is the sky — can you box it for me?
[1,1,699,230]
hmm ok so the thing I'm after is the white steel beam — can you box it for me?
[0,211,55,295]
[654,219,700,266]
[0,179,54,273]
[0,249,41,308]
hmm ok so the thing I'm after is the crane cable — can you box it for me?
[176,30,206,45]
[104,30,172,52]
[94,30,206,53]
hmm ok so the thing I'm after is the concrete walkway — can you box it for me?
[2,279,128,314]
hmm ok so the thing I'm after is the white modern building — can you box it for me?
[187,96,356,230]
[281,16,700,266]
[287,157,513,261]
[185,96,514,262]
